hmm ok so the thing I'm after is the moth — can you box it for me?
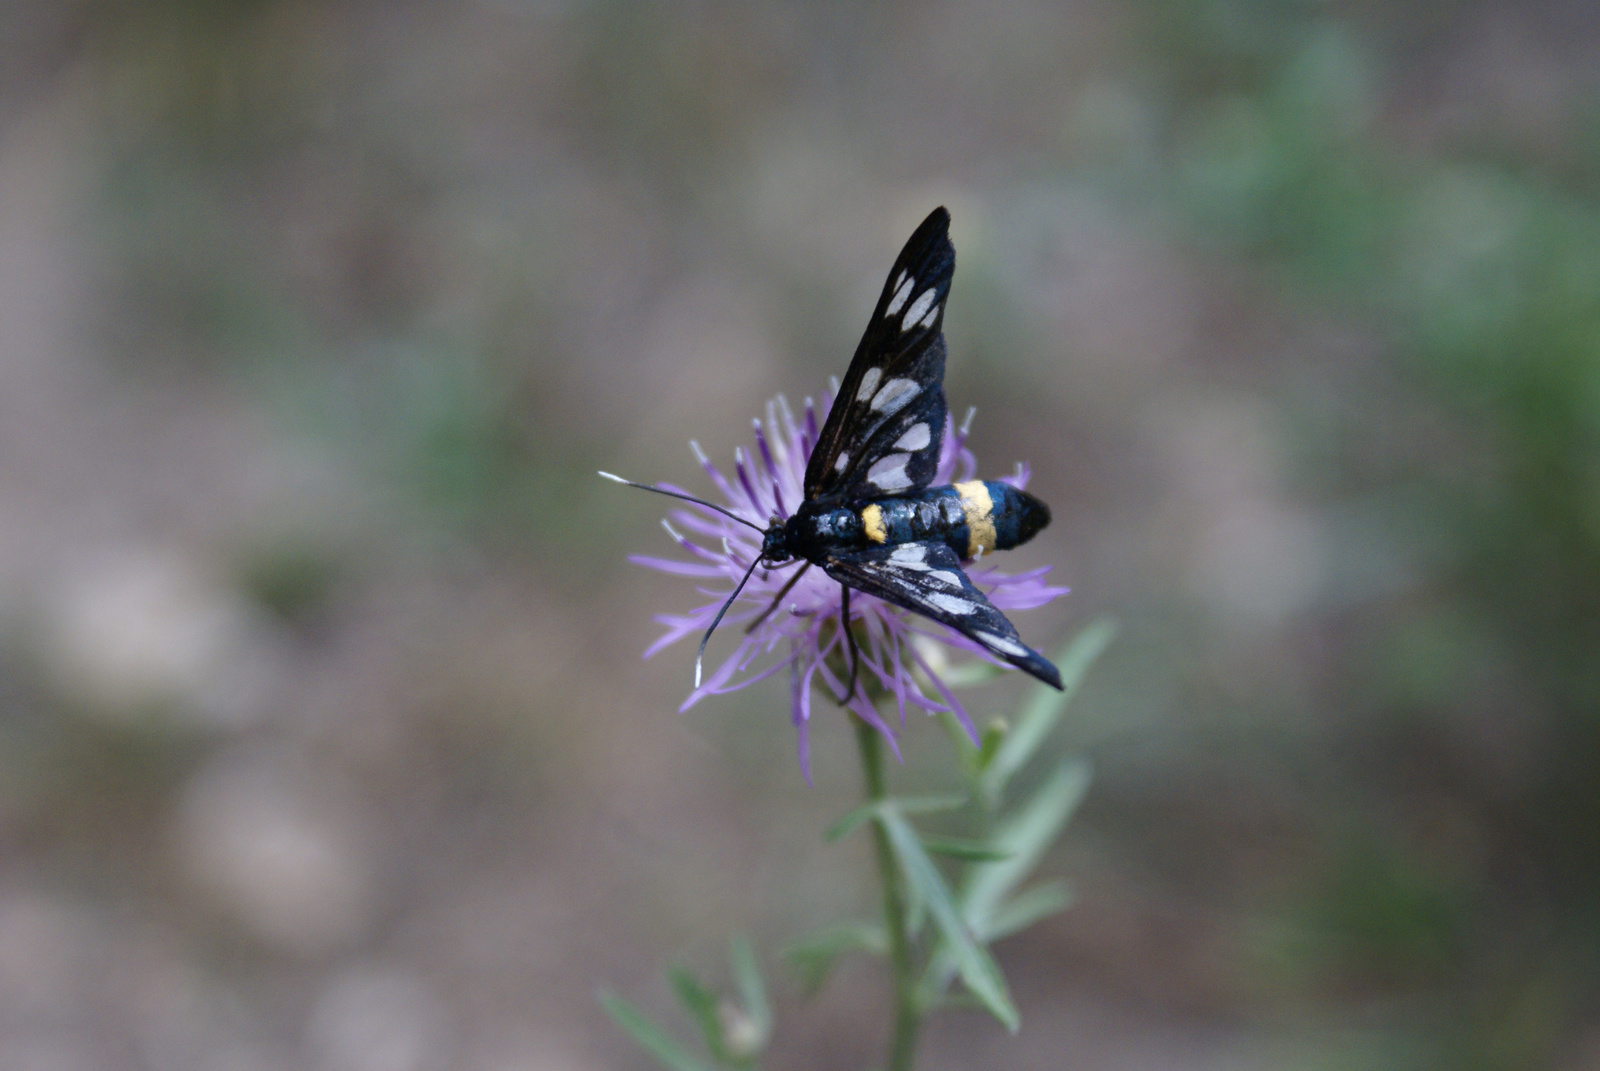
[606,207,1063,694]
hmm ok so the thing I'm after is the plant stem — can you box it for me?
[854,715,921,1071]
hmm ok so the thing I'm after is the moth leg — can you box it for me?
[841,583,861,703]
[743,561,811,634]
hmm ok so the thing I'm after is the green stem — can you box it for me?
[854,715,921,1071]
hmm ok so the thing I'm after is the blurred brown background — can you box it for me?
[2,1,1599,1068]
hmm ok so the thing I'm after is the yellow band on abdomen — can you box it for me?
[954,480,996,559]
[862,503,887,543]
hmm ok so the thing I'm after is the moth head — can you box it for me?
[760,524,792,563]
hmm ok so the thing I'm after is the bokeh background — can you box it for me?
[2,1,1599,1068]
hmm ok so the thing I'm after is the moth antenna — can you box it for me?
[597,472,765,534]
[695,554,764,688]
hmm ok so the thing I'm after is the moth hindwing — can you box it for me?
[823,541,1064,689]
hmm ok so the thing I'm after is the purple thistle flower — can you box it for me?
[629,388,1068,781]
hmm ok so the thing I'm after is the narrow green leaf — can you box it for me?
[727,936,771,1042]
[967,758,1092,931]
[824,801,878,842]
[598,991,717,1071]
[920,759,1092,1004]
[784,922,886,995]
[668,968,727,1063]
[985,880,1075,941]
[892,793,970,815]
[980,618,1116,806]
[937,707,980,773]
[904,878,927,939]
[878,807,1020,1032]
[918,835,1015,862]
[975,719,1008,773]
[928,990,988,1013]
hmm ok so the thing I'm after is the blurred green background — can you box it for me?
[1,1,1598,1068]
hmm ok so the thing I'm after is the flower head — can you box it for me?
[630,387,1067,780]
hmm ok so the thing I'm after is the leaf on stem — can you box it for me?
[920,758,1092,1003]
[918,835,1015,862]
[669,967,730,1064]
[984,880,1076,941]
[975,719,1007,772]
[894,794,972,815]
[967,757,1092,932]
[599,991,717,1071]
[824,801,877,842]
[979,618,1115,807]
[878,805,1020,1032]
[826,795,967,843]
[785,922,887,996]
[727,936,772,1049]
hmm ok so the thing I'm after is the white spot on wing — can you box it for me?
[834,452,849,473]
[914,299,941,330]
[856,367,882,402]
[866,453,913,492]
[885,275,916,316]
[980,632,1030,657]
[928,569,963,588]
[888,545,930,571]
[893,422,931,451]
[871,378,920,416]
[901,289,936,330]
[926,592,978,616]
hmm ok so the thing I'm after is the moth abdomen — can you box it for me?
[841,481,1050,562]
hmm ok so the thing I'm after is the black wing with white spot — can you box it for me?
[822,541,1063,689]
[805,207,953,504]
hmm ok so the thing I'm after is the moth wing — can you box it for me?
[805,207,953,502]
[829,363,947,503]
[823,541,1062,689]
